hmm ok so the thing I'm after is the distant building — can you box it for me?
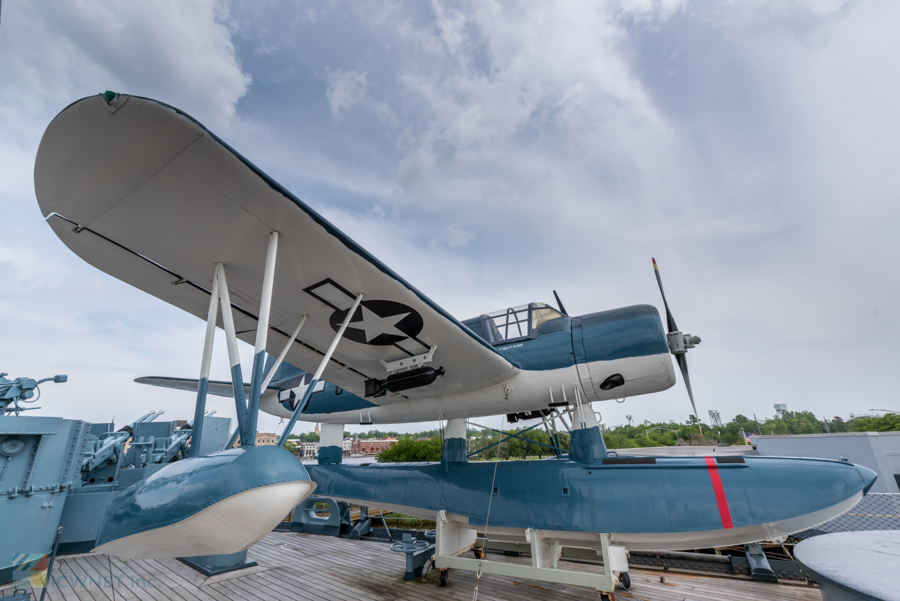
[754,431,900,494]
[232,432,279,448]
[352,438,397,455]
[257,432,278,446]
[342,438,352,455]
[299,442,318,459]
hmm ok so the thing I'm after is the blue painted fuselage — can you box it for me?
[267,304,672,419]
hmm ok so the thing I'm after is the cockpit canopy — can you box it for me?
[463,302,564,345]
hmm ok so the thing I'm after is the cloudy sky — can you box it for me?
[1,0,898,437]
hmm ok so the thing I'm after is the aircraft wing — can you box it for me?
[134,377,279,399]
[35,94,517,401]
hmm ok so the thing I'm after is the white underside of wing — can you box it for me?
[36,95,515,401]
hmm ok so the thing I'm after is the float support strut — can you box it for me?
[245,231,279,445]
[191,267,220,457]
[216,263,248,446]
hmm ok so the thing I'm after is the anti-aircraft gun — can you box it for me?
[0,371,232,586]
[0,372,68,416]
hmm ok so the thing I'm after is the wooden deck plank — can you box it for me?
[30,532,822,601]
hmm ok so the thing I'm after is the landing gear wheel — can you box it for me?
[439,570,448,587]
[619,572,631,589]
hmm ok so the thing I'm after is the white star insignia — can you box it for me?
[347,305,410,343]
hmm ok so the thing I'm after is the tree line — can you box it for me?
[375,411,900,462]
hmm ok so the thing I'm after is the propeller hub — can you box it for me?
[666,331,701,355]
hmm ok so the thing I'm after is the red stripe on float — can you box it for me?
[705,457,733,529]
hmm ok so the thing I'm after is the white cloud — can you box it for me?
[325,68,369,119]
[0,0,250,127]
[433,225,476,248]
[2,0,899,434]
[0,0,255,429]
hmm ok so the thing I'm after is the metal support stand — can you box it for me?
[288,497,351,537]
[178,550,257,577]
[390,533,435,581]
[433,511,628,594]
[349,506,372,540]
[745,542,778,583]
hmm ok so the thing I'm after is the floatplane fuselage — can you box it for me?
[144,302,679,426]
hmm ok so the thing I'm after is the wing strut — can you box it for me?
[278,292,364,448]
[216,263,250,442]
[262,314,308,390]
[245,231,279,445]
[190,266,220,457]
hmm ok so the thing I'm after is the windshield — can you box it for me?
[531,303,562,329]
[480,302,563,344]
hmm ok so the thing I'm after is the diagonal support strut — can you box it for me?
[278,292,364,448]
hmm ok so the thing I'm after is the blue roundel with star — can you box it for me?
[329,300,424,346]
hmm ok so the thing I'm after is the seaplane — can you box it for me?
[32,93,875,592]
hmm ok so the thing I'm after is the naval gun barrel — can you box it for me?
[117,410,164,435]
[82,430,131,472]
[160,428,192,462]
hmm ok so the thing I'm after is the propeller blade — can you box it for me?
[553,290,568,316]
[676,353,698,419]
[654,258,699,419]
[652,258,678,333]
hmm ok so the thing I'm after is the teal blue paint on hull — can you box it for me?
[308,456,876,534]
[191,376,209,457]
[244,350,266,445]
[442,438,467,463]
[568,425,608,462]
[96,445,310,546]
[317,446,342,464]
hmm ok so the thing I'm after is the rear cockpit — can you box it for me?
[463,302,565,346]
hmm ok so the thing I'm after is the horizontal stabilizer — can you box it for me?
[135,376,281,399]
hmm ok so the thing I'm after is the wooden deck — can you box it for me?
[2,531,822,601]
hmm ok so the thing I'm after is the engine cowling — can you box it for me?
[571,304,676,402]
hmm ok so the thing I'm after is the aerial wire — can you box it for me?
[472,388,512,600]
